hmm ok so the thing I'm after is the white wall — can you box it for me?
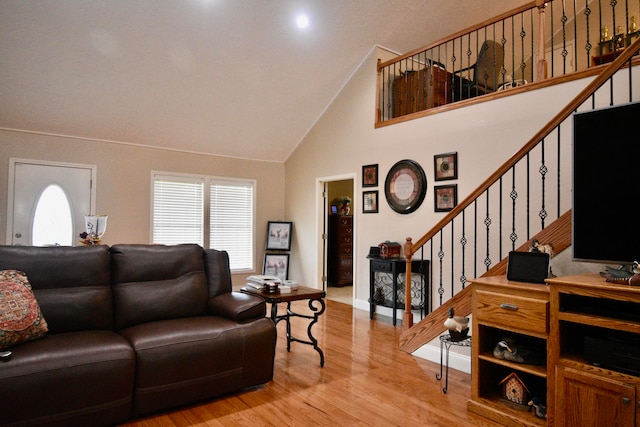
[285,46,593,304]
[284,46,602,367]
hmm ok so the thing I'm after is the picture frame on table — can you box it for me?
[434,184,457,212]
[434,152,458,181]
[362,164,378,187]
[263,253,289,281]
[362,190,379,213]
[265,221,293,251]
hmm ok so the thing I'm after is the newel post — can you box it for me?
[403,237,413,330]
[536,0,548,80]
[376,58,382,123]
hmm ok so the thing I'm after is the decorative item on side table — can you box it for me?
[362,164,378,187]
[434,184,457,212]
[384,159,427,214]
[265,221,293,251]
[378,241,401,259]
[434,152,458,181]
[79,214,108,245]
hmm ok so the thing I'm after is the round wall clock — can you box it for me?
[384,159,427,214]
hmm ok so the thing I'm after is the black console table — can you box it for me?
[368,257,429,326]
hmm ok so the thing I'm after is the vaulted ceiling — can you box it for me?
[0,0,526,162]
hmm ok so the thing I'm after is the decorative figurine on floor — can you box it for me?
[528,396,547,419]
[444,307,469,341]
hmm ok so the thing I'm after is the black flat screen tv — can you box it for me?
[572,100,640,268]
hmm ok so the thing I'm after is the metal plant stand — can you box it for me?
[436,333,472,393]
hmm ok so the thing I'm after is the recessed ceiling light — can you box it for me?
[296,14,309,29]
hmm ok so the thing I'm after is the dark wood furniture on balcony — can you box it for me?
[392,66,452,117]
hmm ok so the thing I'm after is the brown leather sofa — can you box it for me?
[0,244,276,427]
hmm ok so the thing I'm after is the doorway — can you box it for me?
[7,158,96,246]
[322,176,355,306]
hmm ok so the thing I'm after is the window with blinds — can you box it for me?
[152,172,255,272]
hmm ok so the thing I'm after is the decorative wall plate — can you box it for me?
[384,159,427,214]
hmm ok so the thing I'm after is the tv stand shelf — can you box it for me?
[548,273,640,427]
[468,276,549,427]
[469,273,640,426]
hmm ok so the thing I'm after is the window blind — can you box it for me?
[210,179,254,271]
[152,173,255,272]
[152,176,204,246]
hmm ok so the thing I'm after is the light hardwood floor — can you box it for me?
[121,299,502,426]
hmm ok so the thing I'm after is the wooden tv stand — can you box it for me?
[468,273,640,426]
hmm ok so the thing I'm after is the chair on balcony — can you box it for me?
[452,40,505,100]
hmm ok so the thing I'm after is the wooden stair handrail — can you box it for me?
[377,1,541,71]
[407,37,640,255]
[401,36,640,331]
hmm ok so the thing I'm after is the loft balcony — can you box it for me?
[376,0,640,126]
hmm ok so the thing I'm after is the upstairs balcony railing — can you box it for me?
[377,0,640,125]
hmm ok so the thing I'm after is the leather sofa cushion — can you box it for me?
[119,316,244,416]
[0,245,113,332]
[203,248,233,297]
[0,330,134,426]
[110,244,205,283]
[208,292,266,322]
[113,271,208,330]
[110,244,208,330]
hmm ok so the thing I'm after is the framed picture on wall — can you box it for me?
[362,164,378,187]
[434,152,458,181]
[263,253,289,281]
[265,221,293,251]
[363,190,378,213]
[434,184,457,212]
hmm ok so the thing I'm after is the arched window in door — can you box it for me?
[32,184,73,246]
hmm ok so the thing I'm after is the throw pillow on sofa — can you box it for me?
[0,270,48,350]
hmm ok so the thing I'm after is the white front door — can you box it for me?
[7,159,95,246]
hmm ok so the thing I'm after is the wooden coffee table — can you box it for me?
[241,285,326,367]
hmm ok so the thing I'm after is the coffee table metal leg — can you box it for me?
[307,298,325,367]
[286,302,293,352]
[285,297,326,367]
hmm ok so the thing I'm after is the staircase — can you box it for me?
[398,37,640,353]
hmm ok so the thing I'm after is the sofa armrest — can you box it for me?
[207,292,266,322]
